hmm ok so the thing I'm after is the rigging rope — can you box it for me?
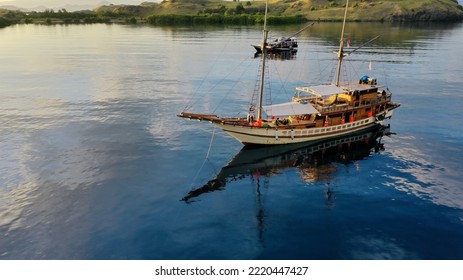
[205,126,216,159]
[269,58,296,102]
[211,58,255,114]
[381,61,390,92]
[188,126,217,189]
[182,37,233,112]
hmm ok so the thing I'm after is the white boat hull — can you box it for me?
[215,111,393,145]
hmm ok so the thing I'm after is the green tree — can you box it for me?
[127,17,137,24]
[236,3,245,14]
[0,17,12,27]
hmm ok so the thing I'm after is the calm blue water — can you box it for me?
[0,22,462,260]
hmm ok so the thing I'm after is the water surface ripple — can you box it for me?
[0,23,462,259]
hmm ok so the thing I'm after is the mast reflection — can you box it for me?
[182,124,391,203]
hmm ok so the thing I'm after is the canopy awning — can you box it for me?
[296,84,347,97]
[262,101,319,117]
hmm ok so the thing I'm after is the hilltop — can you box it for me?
[95,0,463,22]
[0,1,141,12]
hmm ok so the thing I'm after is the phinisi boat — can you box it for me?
[251,23,313,54]
[178,0,400,146]
[252,35,298,54]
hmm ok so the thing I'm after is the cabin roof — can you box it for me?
[296,82,384,98]
[340,82,384,92]
[263,101,319,117]
[296,84,348,97]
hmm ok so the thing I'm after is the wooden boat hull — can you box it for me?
[207,108,396,145]
[252,45,297,54]
[217,117,375,145]
[179,104,398,146]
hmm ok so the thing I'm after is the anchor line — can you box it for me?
[188,126,217,190]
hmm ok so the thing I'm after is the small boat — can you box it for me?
[252,22,313,54]
[178,0,400,146]
[252,36,298,54]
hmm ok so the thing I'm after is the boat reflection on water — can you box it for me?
[253,50,297,61]
[182,124,391,203]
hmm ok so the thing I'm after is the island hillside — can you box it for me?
[1,0,463,26]
[96,0,463,22]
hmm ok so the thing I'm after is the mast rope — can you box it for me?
[264,58,272,108]
[205,126,216,159]
[297,42,310,83]
[188,126,217,189]
[269,58,297,102]
[211,58,254,114]
[382,62,390,92]
[182,37,233,113]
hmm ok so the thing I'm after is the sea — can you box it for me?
[0,22,462,260]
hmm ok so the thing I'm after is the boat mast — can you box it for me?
[335,0,349,87]
[257,0,269,120]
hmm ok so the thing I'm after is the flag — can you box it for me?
[347,38,351,47]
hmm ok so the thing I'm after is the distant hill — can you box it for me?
[0,1,138,12]
[2,0,463,23]
[94,0,463,22]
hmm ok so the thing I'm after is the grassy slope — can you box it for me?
[3,0,460,22]
[140,0,461,21]
[287,0,463,21]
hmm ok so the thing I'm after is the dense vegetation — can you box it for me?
[0,16,11,27]
[146,13,306,25]
[1,0,462,27]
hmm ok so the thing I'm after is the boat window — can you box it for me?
[294,90,311,100]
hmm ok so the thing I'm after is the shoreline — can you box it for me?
[2,15,463,28]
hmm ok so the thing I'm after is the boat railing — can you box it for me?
[318,104,351,113]
[360,95,391,106]
[317,95,392,113]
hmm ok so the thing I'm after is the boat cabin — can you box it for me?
[292,76,384,106]
[259,76,391,128]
